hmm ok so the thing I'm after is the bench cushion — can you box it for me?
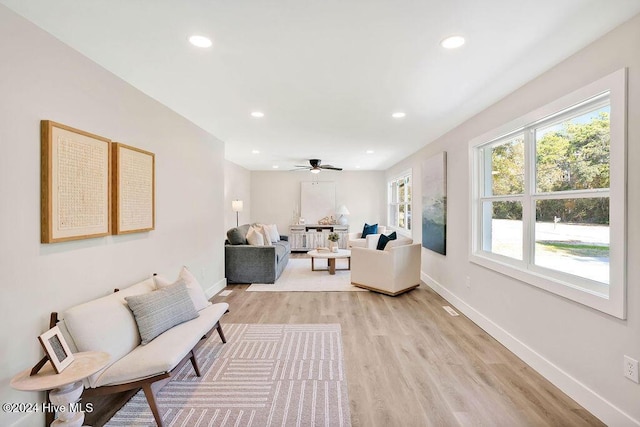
[92,302,229,387]
[63,278,156,368]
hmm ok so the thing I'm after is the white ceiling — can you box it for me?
[3,1,640,171]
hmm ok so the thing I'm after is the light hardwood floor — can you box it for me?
[212,282,604,427]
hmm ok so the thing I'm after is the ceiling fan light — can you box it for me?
[310,168,321,174]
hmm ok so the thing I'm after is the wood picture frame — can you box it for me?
[112,143,155,234]
[37,326,74,374]
[41,120,111,243]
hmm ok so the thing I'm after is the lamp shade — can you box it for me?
[231,200,243,212]
[336,205,350,215]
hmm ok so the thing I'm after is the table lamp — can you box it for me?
[336,205,350,225]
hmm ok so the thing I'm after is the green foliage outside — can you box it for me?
[491,111,610,225]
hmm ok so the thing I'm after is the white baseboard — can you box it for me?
[421,271,640,427]
[206,277,227,298]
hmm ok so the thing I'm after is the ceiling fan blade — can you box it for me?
[294,165,311,168]
[320,165,342,170]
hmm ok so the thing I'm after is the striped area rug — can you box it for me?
[106,324,351,426]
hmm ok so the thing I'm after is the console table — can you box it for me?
[290,224,349,251]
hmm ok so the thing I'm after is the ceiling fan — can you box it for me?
[293,159,343,174]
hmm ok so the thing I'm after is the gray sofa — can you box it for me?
[225,224,290,283]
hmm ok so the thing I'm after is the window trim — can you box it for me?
[469,68,627,319]
[388,169,412,236]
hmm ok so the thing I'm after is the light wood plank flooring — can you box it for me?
[212,282,604,427]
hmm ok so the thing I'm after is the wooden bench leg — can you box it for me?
[216,321,227,343]
[189,349,201,377]
[142,383,163,427]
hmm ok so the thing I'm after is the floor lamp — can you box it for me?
[232,200,243,227]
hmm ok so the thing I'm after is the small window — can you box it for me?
[388,171,412,234]
[470,69,627,318]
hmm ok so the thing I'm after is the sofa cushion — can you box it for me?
[92,302,229,388]
[264,224,280,242]
[255,224,272,245]
[154,266,211,311]
[361,223,379,238]
[376,232,397,250]
[273,241,288,262]
[63,278,156,372]
[125,282,199,345]
[227,224,250,245]
[246,226,265,246]
[384,235,413,251]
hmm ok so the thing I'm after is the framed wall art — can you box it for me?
[37,326,74,374]
[112,143,155,234]
[421,151,447,255]
[41,120,111,243]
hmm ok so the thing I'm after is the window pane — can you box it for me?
[535,106,610,193]
[488,135,524,196]
[406,178,411,202]
[482,201,523,260]
[390,205,398,227]
[535,198,609,283]
[407,202,411,230]
[390,182,398,203]
[399,180,405,202]
[399,204,405,228]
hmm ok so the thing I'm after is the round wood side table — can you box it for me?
[11,351,110,427]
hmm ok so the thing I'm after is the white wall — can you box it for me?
[0,7,226,426]
[387,13,640,425]
[224,160,251,232]
[250,171,386,238]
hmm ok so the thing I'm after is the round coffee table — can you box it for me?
[307,249,351,275]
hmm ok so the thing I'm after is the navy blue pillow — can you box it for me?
[376,232,397,250]
[361,223,378,238]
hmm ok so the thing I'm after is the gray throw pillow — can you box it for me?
[227,225,250,245]
[125,281,199,345]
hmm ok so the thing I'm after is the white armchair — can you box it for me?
[347,226,387,248]
[350,242,421,296]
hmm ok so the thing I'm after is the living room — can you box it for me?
[1,2,640,427]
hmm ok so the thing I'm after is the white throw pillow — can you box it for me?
[256,224,272,245]
[265,224,280,242]
[246,226,265,246]
[153,266,212,311]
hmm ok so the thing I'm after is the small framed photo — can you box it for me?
[38,326,74,374]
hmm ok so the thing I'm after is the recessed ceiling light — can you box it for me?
[355,165,361,169]
[441,35,465,49]
[392,112,406,119]
[251,111,265,118]
[366,150,374,154]
[252,150,260,154]
[272,165,279,169]
[189,35,212,48]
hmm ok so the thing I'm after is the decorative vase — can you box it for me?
[329,241,339,252]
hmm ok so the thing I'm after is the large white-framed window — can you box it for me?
[388,170,412,234]
[470,69,627,319]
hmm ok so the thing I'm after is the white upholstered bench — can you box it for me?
[51,269,228,426]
